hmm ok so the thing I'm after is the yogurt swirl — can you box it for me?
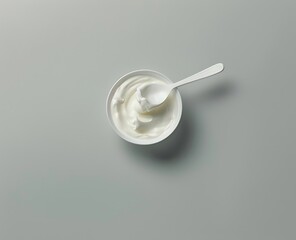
[110,75,178,139]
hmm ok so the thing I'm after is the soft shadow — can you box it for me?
[123,103,197,165]
[123,78,237,165]
[194,78,237,103]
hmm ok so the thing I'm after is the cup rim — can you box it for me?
[106,69,183,145]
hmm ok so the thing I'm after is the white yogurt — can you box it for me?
[110,75,178,140]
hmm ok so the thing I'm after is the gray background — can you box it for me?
[1,0,295,239]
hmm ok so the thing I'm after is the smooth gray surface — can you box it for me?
[1,0,296,239]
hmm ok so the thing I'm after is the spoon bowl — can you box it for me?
[136,83,172,111]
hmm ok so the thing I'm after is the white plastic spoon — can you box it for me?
[136,63,224,111]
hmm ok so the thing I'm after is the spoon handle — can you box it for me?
[170,63,224,89]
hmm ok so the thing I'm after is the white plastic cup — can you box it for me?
[106,69,182,145]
